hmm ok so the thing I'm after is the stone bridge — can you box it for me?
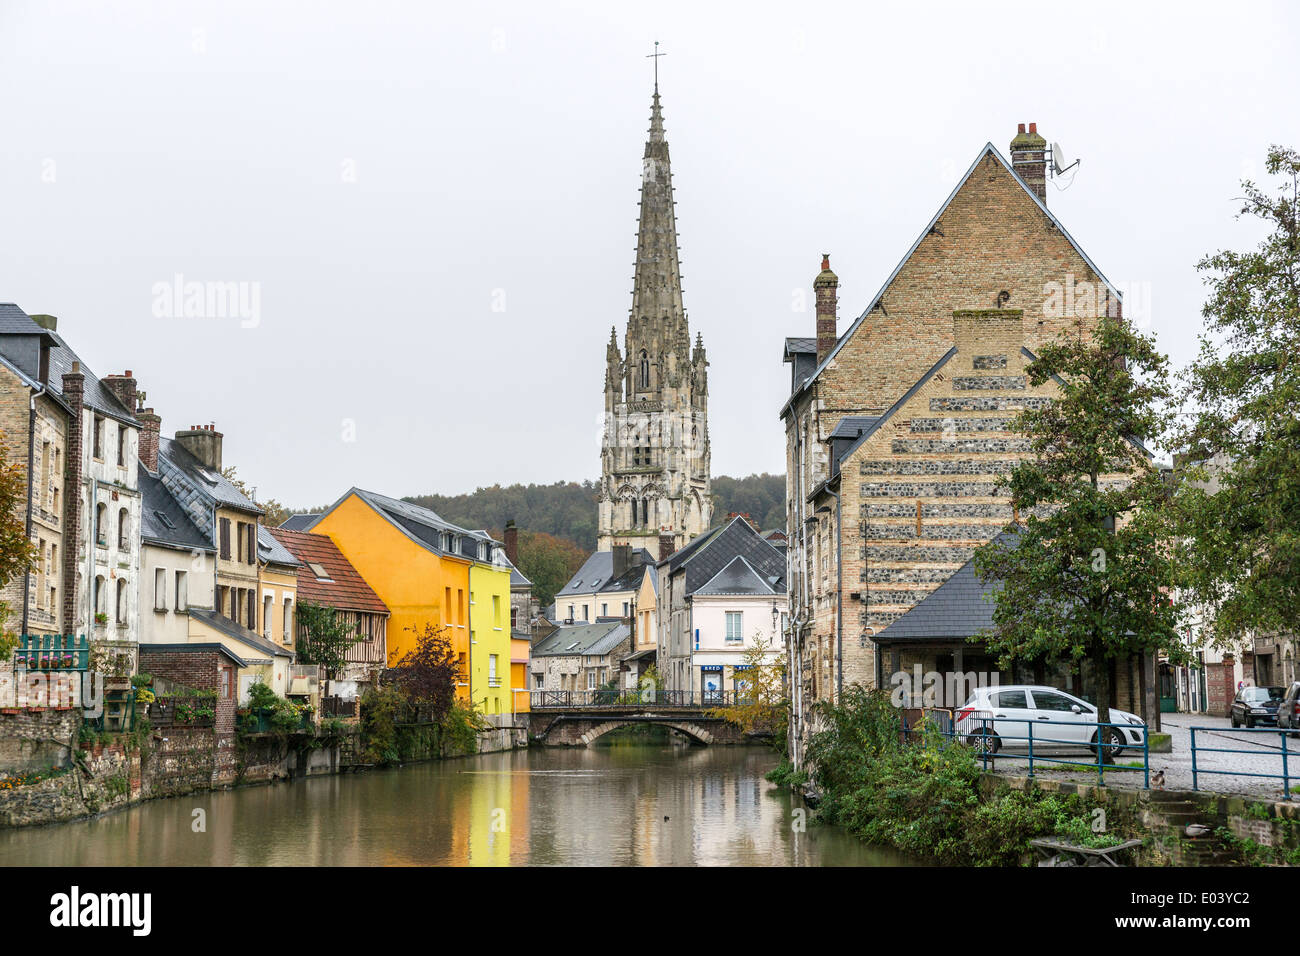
[527,708,750,747]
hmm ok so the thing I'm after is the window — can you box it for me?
[307,562,331,581]
[175,571,188,611]
[264,595,273,639]
[117,425,126,466]
[587,670,597,690]
[219,518,231,559]
[246,591,255,630]
[601,603,608,618]
[220,666,232,700]
[623,602,629,617]
[95,503,107,546]
[445,587,452,625]
[568,604,574,621]
[154,568,167,611]
[118,508,129,550]
[511,607,518,629]
[992,690,1029,709]
[1031,691,1080,712]
[236,523,243,561]
[492,594,500,625]
[94,575,105,615]
[247,524,256,564]
[283,598,293,644]
[217,586,227,617]
[36,538,46,601]
[639,350,649,388]
[116,578,127,623]
[535,674,544,690]
[489,654,499,687]
[457,589,464,624]
[725,611,743,644]
[93,415,104,459]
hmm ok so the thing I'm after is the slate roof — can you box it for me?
[268,527,389,615]
[557,548,655,597]
[695,555,778,596]
[780,142,1122,418]
[279,513,319,531]
[829,415,880,439]
[139,470,214,553]
[309,488,498,559]
[783,337,816,356]
[158,436,261,515]
[871,532,1017,643]
[663,515,787,597]
[189,607,294,660]
[531,620,630,658]
[257,525,301,568]
[0,304,136,424]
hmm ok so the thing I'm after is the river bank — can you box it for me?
[0,710,528,830]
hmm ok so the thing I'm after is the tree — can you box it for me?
[709,635,788,746]
[974,316,1186,737]
[389,623,461,723]
[1177,145,1300,643]
[0,428,38,647]
[511,529,585,609]
[295,602,362,682]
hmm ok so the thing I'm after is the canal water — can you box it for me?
[0,738,911,866]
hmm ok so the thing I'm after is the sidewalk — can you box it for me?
[988,713,1300,799]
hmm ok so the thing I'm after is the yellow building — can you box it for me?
[307,489,506,712]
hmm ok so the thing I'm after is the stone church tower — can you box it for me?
[597,83,711,555]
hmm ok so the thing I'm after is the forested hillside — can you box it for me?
[405,473,786,553]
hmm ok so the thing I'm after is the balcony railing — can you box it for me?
[14,634,90,672]
[320,696,357,719]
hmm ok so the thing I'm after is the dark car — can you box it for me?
[1229,685,1286,728]
[1277,683,1300,735]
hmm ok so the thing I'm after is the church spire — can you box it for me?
[628,84,687,369]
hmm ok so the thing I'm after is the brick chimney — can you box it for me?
[61,362,85,634]
[612,543,631,579]
[101,370,138,416]
[814,254,838,365]
[658,533,675,563]
[138,407,162,472]
[1010,122,1048,203]
[175,424,222,472]
[503,519,518,565]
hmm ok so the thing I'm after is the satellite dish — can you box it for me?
[1051,142,1080,177]
[1051,142,1067,175]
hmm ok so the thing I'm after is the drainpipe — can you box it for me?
[21,385,45,637]
[828,483,843,702]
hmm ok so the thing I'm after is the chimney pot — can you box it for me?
[1028,122,1037,134]
[1018,123,1025,133]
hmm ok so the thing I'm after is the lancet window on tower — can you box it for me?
[639,350,650,389]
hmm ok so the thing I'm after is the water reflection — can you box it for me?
[0,738,913,866]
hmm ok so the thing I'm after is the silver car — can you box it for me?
[956,685,1147,757]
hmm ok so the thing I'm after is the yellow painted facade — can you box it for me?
[469,562,512,716]
[309,491,477,705]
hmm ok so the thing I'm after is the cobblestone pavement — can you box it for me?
[986,713,1300,798]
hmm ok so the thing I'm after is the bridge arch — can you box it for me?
[576,720,714,747]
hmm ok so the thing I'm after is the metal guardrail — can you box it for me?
[902,708,1150,789]
[1190,725,1300,799]
[530,690,739,709]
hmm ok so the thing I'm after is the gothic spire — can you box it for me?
[629,87,686,340]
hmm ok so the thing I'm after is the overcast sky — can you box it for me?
[2,1,1297,508]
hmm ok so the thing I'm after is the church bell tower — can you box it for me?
[598,76,711,555]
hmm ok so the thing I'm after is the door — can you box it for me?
[1027,689,1094,745]
[987,689,1034,748]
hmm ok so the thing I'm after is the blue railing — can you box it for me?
[1190,726,1299,799]
[14,634,90,671]
[902,709,1150,789]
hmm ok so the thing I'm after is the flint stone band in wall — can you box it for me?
[931,396,1050,412]
[953,375,1027,390]
[861,502,1015,519]
[860,458,1020,476]
[863,566,958,584]
[909,417,1016,433]
[972,355,1008,369]
[862,588,934,606]
[860,480,1004,498]
[861,610,906,626]
[861,544,977,564]
[862,521,1006,540]
[890,438,1031,455]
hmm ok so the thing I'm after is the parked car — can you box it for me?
[1231,685,1286,728]
[1278,683,1300,736]
[956,685,1147,757]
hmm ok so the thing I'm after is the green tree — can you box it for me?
[295,601,362,680]
[511,529,585,609]
[1177,145,1300,643]
[0,428,38,647]
[974,316,1185,734]
[709,635,788,747]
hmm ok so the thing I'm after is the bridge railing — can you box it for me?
[530,689,738,710]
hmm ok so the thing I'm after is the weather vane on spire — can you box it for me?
[646,40,666,92]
